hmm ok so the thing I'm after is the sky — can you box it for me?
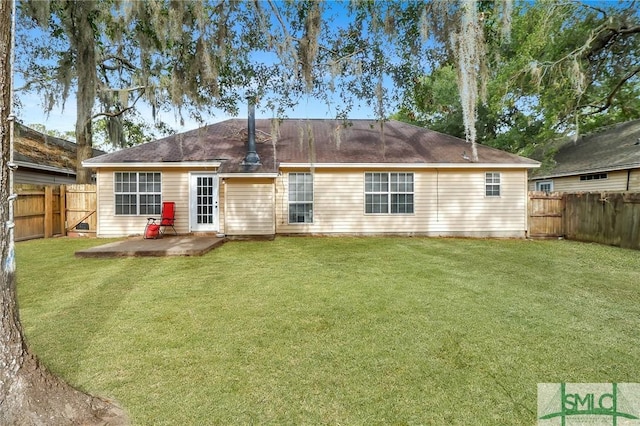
[15,78,378,137]
[15,75,380,143]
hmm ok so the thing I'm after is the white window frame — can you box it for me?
[579,173,608,181]
[364,172,414,214]
[485,172,501,197]
[114,172,162,216]
[535,180,554,192]
[288,172,313,224]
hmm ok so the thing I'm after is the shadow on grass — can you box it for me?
[23,256,141,386]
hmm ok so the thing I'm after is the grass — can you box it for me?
[16,236,640,425]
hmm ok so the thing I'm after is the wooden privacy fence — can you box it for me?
[528,191,640,250]
[15,184,97,241]
[564,192,640,250]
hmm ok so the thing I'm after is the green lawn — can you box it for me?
[16,237,640,425]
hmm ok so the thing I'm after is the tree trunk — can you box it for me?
[0,2,127,424]
[71,0,97,184]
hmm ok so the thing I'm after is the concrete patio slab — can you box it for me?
[74,235,226,258]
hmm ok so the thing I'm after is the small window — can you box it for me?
[580,173,607,181]
[288,173,313,224]
[365,172,414,214]
[536,181,553,192]
[485,172,501,197]
[114,172,161,215]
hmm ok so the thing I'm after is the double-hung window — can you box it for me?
[485,172,501,197]
[114,172,162,215]
[365,172,414,214]
[288,172,313,223]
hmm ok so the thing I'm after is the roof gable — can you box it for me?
[85,119,539,172]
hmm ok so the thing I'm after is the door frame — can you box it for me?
[188,172,219,232]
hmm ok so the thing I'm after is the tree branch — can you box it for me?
[581,24,640,60]
[580,2,608,19]
[91,91,144,121]
[266,0,292,42]
[97,85,147,93]
[99,55,138,71]
[577,65,640,114]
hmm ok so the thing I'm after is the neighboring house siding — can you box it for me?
[15,169,76,185]
[96,168,216,237]
[630,169,640,191]
[529,169,634,192]
[275,168,528,238]
[223,178,275,235]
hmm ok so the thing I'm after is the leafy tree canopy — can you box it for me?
[395,0,640,157]
[18,0,632,177]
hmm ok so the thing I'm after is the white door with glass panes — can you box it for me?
[189,173,219,232]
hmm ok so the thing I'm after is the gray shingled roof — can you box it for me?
[15,123,104,174]
[85,119,539,173]
[532,119,640,179]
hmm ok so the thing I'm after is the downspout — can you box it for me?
[436,169,439,222]
[272,180,276,235]
[626,169,631,191]
[223,178,227,237]
[5,0,17,273]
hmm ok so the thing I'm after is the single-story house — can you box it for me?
[14,122,104,185]
[529,119,640,192]
[83,115,540,239]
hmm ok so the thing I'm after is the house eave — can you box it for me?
[16,160,76,176]
[280,162,540,169]
[530,163,640,180]
[82,161,222,169]
[218,172,279,178]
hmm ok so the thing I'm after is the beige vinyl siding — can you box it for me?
[223,178,275,236]
[95,167,217,237]
[276,168,528,238]
[432,169,527,236]
[529,169,636,192]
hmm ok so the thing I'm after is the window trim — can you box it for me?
[114,171,162,216]
[579,173,608,181]
[485,172,501,197]
[287,172,314,224]
[535,180,554,192]
[364,172,415,215]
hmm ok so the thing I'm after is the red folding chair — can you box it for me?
[144,201,177,239]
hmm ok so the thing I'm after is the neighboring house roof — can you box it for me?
[84,119,539,173]
[15,122,105,176]
[531,119,640,180]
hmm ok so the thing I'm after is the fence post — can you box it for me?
[59,185,67,237]
[44,186,53,238]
